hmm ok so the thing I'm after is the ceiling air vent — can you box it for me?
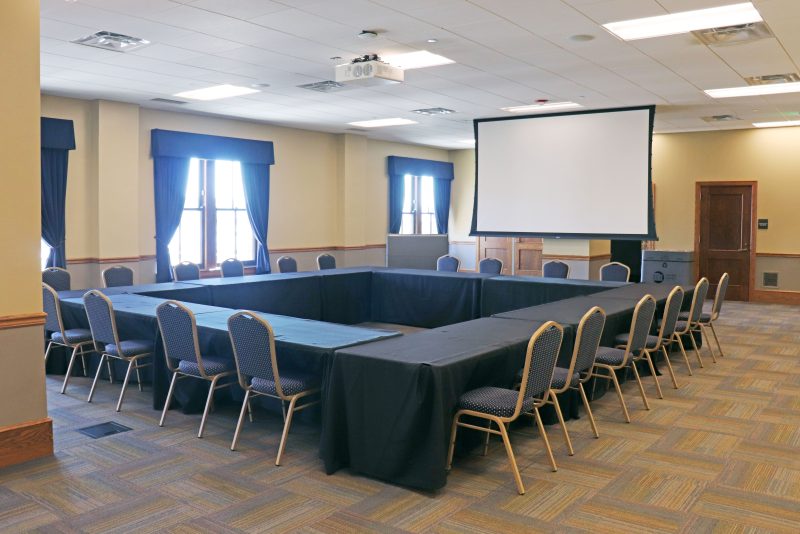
[72,31,150,52]
[412,107,456,115]
[745,73,800,86]
[150,98,188,105]
[297,80,346,92]
[702,114,741,123]
[345,128,367,133]
[693,22,772,46]
[763,272,779,288]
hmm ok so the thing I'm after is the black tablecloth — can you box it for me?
[123,282,212,305]
[592,282,693,305]
[320,317,573,491]
[317,268,374,324]
[370,269,493,328]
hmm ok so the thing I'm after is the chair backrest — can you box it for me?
[711,272,730,320]
[620,294,657,362]
[220,258,244,278]
[600,262,631,282]
[102,265,134,288]
[42,283,64,335]
[277,255,298,273]
[436,255,460,272]
[566,307,606,380]
[656,286,684,342]
[542,260,570,279]
[173,261,200,281]
[83,290,119,348]
[317,254,336,270]
[42,267,70,291]
[156,301,201,368]
[479,257,503,275]
[228,311,285,396]
[687,277,710,325]
[517,321,564,409]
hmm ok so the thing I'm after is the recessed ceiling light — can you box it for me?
[358,30,378,40]
[501,101,582,113]
[603,2,762,41]
[251,83,270,88]
[174,84,260,101]
[705,81,800,98]
[427,38,438,43]
[752,120,800,128]
[382,50,455,69]
[570,34,595,42]
[347,118,418,128]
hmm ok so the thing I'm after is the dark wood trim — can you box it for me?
[694,181,757,302]
[751,289,800,305]
[756,252,800,259]
[269,244,386,253]
[0,418,53,468]
[542,253,612,261]
[0,313,47,330]
[67,255,156,265]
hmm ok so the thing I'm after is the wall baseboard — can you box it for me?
[0,418,53,469]
[751,289,800,305]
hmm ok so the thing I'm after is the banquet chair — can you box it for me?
[277,255,298,273]
[544,306,606,455]
[173,261,200,281]
[599,261,631,282]
[543,260,570,279]
[220,258,244,278]
[42,267,70,291]
[228,311,320,464]
[317,253,336,270]
[436,255,460,272]
[680,272,729,359]
[43,283,94,394]
[156,301,236,437]
[84,290,154,412]
[590,294,656,423]
[479,257,503,275]
[615,286,684,398]
[447,321,564,494]
[674,277,711,367]
[102,265,134,288]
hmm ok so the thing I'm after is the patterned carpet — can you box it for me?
[2,301,800,533]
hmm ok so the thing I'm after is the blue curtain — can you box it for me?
[387,156,454,234]
[154,156,191,282]
[387,174,404,233]
[433,178,451,234]
[241,163,271,273]
[40,117,76,268]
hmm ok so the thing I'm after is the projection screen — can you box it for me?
[470,105,656,240]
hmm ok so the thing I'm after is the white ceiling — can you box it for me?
[40,0,800,149]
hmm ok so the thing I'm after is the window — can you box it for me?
[168,158,255,269]
[40,239,50,270]
[400,174,437,235]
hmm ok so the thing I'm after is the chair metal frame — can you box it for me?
[228,311,320,464]
[647,285,685,393]
[705,272,729,358]
[542,260,571,279]
[446,321,564,495]
[589,294,656,423]
[436,255,461,272]
[156,300,236,438]
[599,261,631,282]
[277,255,298,273]
[674,277,711,369]
[43,283,95,394]
[42,266,71,291]
[220,258,245,278]
[101,265,134,288]
[478,257,504,275]
[84,290,153,412]
[316,253,336,270]
[173,261,201,281]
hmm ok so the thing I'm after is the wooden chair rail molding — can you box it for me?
[0,312,46,330]
[0,418,53,468]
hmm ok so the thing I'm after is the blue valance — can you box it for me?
[387,156,454,181]
[41,117,76,150]
[151,129,275,166]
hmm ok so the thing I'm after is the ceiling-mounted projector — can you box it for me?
[335,55,403,86]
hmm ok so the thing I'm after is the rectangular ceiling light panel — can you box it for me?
[174,84,260,101]
[501,102,582,113]
[705,81,800,98]
[347,118,418,128]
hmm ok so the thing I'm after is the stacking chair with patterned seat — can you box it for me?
[680,272,729,360]
[43,284,94,394]
[173,261,200,281]
[316,253,336,270]
[447,322,564,495]
[228,311,321,464]
[42,267,70,291]
[674,277,711,367]
[479,257,503,275]
[157,301,236,437]
[436,255,460,272]
[220,258,245,278]
[102,265,134,288]
[277,256,298,273]
[84,290,154,411]
[545,307,606,455]
[543,260,570,279]
[600,261,631,282]
[590,294,656,423]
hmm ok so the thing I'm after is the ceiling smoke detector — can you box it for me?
[745,73,800,86]
[297,80,347,93]
[72,31,150,52]
[692,22,772,46]
[358,30,379,40]
[412,107,456,115]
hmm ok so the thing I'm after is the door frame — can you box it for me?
[693,180,757,301]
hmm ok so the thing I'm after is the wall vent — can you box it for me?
[763,272,779,288]
[150,98,188,105]
[693,22,772,46]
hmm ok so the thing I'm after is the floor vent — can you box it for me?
[77,421,132,439]
[763,272,779,288]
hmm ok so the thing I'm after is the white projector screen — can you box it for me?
[471,105,656,240]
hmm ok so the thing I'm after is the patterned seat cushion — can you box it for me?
[551,367,580,389]
[614,332,660,349]
[595,347,627,366]
[51,328,92,344]
[105,339,154,357]
[674,321,690,331]
[458,386,534,418]
[251,373,319,397]
[178,358,233,377]
[678,311,711,323]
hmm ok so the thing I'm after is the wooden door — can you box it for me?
[514,238,543,276]
[696,183,755,301]
[478,237,512,274]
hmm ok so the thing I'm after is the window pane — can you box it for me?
[402,174,412,213]
[169,210,202,266]
[231,162,247,209]
[216,210,236,263]
[420,213,435,235]
[400,213,414,235]
[236,211,256,262]
[420,176,434,213]
[184,158,201,209]
[41,239,50,270]
[215,160,234,209]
